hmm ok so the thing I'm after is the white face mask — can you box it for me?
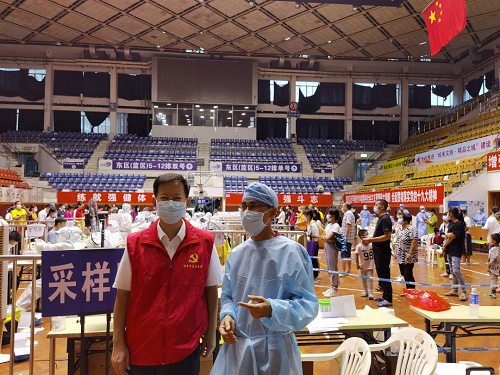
[156,200,187,224]
[373,206,380,214]
[351,209,355,212]
[326,214,331,222]
[421,209,425,213]
[16,205,21,210]
[34,208,38,212]
[241,208,271,236]
[443,215,448,221]
[363,206,367,210]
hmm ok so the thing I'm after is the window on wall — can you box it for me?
[356,83,400,105]
[431,88,453,106]
[81,112,110,133]
[464,75,489,102]
[295,81,320,101]
[269,80,288,103]
[28,69,46,81]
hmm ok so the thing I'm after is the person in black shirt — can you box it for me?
[443,207,467,301]
[364,199,393,306]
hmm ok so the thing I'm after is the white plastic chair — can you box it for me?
[302,337,371,375]
[369,327,438,375]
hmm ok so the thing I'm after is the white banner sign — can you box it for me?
[415,134,499,165]
[99,159,113,170]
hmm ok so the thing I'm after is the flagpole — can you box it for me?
[421,0,435,13]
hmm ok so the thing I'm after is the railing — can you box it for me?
[2,254,41,375]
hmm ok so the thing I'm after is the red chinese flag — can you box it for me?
[423,0,467,56]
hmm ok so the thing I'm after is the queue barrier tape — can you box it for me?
[310,256,489,265]
[313,267,500,289]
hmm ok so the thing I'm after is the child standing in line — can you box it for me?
[487,233,500,298]
[355,229,375,300]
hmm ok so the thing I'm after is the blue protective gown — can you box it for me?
[416,211,429,239]
[211,236,319,375]
[360,209,371,229]
[474,212,487,226]
[402,209,409,214]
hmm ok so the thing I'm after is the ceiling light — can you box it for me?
[249,0,255,6]
[157,45,160,48]
[195,105,200,107]
[199,0,204,3]
[154,105,158,108]
[213,105,218,108]
[200,116,204,118]
[210,117,214,119]
[229,111,232,113]
[242,113,246,115]
[353,5,358,11]
[227,117,232,120]
[185,115,189,117]
[244,106,249,109]
[200,109,204,111]
[285,37,290,41]
[295,2,300,8]
[210,110,214,112]
[167,103,171,105]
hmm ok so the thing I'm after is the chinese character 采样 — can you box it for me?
[48,263,77,304]
[81,262,111,302]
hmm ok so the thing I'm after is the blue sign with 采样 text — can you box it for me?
[42,248,125,317]
[210,161,301,174]
[314,167,333,174]
[112,160,196,171]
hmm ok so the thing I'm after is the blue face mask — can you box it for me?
[398,218,403,225]
[241,208,271,236]
[373,206,380,214]
[156,200,186,224]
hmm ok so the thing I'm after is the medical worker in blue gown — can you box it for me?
[211,183,319,375]
[474,207,487,227]
[360,205,371,229]
[416,205,429,240]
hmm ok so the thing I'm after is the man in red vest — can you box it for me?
[111,173,223,375]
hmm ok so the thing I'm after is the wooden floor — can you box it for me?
[1,250,499,374]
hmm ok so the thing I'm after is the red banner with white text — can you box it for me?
[344,186,444,206]
[225,193,334,206]
[487,151,500,172]
[57,192,154,205]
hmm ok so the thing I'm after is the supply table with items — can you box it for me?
[410,305,500,363]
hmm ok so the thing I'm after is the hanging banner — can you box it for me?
[314,167,333,174]
[99,159,197,171]
[382,157,408,172]
[487,151,500,171]
[42,248,125,317]
[344,186,444,206]
[58,191,154,204]
[63,159,85,170]
[415,134,499,165]
[210,161,301,173]
[225,193,334,206]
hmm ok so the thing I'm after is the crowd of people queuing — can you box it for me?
[273,201,500,305]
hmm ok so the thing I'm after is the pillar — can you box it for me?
[400,67,409,143]
[109,67,118,135]
[43,64,54,132]
[495,58,500,85]
[289,75,296,141]
[453,78,464,106]
[345,76,353,140]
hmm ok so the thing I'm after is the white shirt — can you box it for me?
[5,213,12,221]
[277,211,286,224]
[324,223,341,236]
[307,221,320,242]
[484,217,500,241]
[113,220,223,291]
[464,216,472,235]
[38,209,47,222]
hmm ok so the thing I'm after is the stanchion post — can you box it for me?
[29,260,36,375]
[9,259,17,375]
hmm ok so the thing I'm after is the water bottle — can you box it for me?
[469,288,479,318]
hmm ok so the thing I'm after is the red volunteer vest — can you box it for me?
[125,218,214,366]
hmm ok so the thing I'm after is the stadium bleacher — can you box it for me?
[40,172,145,192]
[0,169,30,189]
[257,176,350,194]
[299,139,386,168]
[211,138,297,163]
[224,176,248,193]
[104,135,198,161]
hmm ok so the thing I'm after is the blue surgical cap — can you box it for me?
[479,207,484,211]
[400,204,405,207]
[420,205,425,209]
[242,183,279,208]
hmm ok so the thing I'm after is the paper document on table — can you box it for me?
[328,295,357,318]
[0,354,9,364]
[307,317,342,334]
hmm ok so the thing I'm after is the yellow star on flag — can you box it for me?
[429,10,436,24]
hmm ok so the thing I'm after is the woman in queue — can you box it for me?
[395,212,418,293]
[321,208,343,297]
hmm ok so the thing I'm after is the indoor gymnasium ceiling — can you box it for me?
[0,0,499,63]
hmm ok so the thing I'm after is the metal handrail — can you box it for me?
[1,254,41,375]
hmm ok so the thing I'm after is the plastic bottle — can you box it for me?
[469,288,479,318]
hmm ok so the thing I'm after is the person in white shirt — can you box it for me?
[277,207,286,225]
[320,207,342,297]
[305,209,321,282]
[355,229,375,299]
[484,209,500,245]
[37,204,50,223]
